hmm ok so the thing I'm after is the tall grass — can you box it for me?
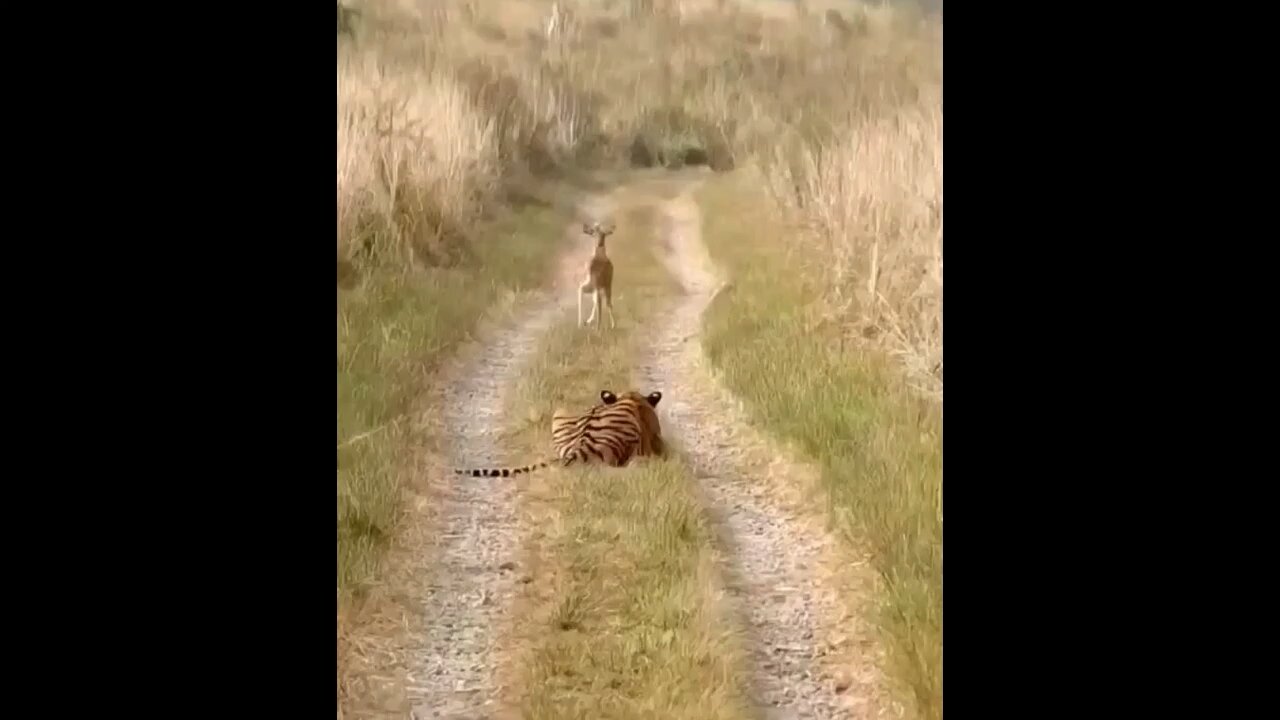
[338,4,497,271]
[763,101,942,393]
[698,173,942,718]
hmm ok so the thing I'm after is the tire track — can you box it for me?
[635,178,904,720]
[340,195,609,720]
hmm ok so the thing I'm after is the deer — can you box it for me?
[579,221,616,329]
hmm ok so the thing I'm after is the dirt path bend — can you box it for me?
[635,178,905,720]
[341,193,612,720]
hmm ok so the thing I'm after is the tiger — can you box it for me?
[453,389,665,477]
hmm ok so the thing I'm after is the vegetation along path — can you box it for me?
[634,175,906,720]
[340,191,613,720]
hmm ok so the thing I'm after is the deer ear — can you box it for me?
[646,391,662,407]
[582,223,593,235]
[601,390,618,405]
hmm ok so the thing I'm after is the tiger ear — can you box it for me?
[646,391,662,407]
[601,390,618,405]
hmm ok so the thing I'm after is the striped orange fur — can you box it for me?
[453,389,664,477]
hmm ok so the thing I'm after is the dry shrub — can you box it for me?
[338,41,497,269]
[453,59,546,171]
[724,4,943,394]
[629,134,657,168]
[765,101,942,394]
[520,58,606,162]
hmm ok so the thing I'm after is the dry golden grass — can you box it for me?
[763,100,942,394]
[501,190,752,719]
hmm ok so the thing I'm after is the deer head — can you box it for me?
[583,221,616,246]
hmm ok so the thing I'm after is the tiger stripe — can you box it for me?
[452,389,664,477]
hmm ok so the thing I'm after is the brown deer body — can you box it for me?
[579,222,616,328]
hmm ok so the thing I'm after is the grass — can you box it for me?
[697,172,942,719]
[337,203,568,595]
[502,188,752,720]
[338,0,940,713]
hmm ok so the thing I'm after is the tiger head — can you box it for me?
[600,389,664,453]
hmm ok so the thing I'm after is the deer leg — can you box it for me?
[578,283,591,327]
[604,286,616,329]
[586,288,600,326]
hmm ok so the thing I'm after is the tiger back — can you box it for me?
[552,390,664,467]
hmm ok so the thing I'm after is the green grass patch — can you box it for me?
[337,203,568,596]
[696,174,942,719]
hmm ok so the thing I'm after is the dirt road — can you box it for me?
[341,174,900,720]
